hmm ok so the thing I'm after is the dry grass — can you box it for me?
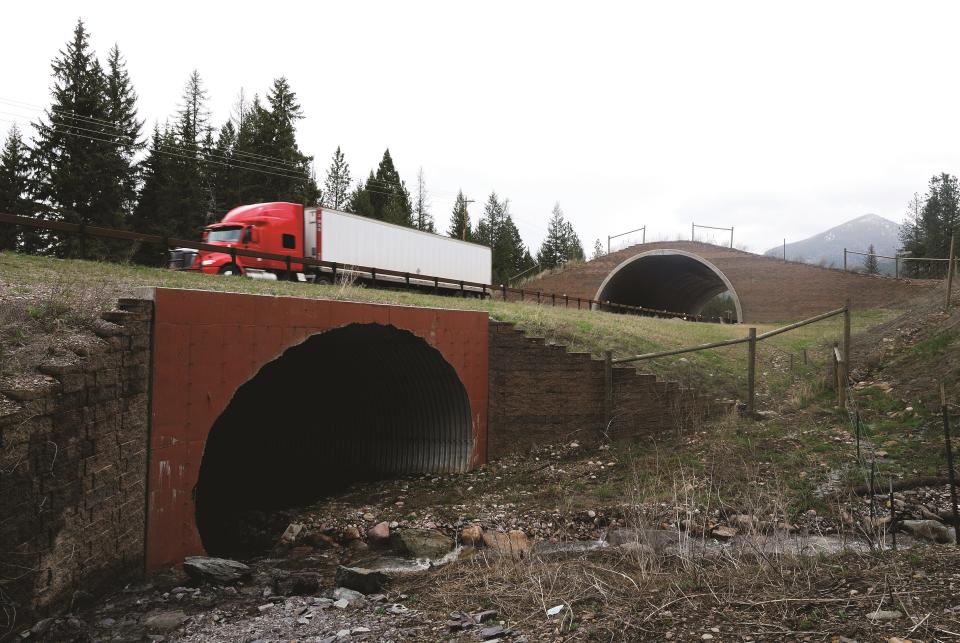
[0,250,898,400]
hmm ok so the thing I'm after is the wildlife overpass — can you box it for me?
[521,241,934,322]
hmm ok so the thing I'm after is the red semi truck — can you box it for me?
[169,202,492,292]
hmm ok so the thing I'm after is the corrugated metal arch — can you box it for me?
[593,249,744,321]
[194,323,473,557]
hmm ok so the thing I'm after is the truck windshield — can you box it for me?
[207,227,243,243]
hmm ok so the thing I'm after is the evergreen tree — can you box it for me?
[132,123,176,264]
[30,19,131,257]
[350,149,413,225]
[447,190,472,240]
[863,243,879,274]
[564,219,585,262]
[169,70,213,239]
[592,238,604,259]
[537,203,584,268]
[349,171,377,217]
[323,146,351,210]
[257,77,317,204]
[104,44,143,218]
[901,173,960,277]
[413,167,434,232]
[0,125,33,250]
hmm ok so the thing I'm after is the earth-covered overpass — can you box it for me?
[521,241,934,322]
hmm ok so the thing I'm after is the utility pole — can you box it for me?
[462,197,475,241]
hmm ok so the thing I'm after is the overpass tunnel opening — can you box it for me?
[195,323,473,558]
[595,251,743,322]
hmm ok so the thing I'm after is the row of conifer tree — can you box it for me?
[0,20,590,283]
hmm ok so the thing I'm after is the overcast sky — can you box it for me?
[3,1,960,254]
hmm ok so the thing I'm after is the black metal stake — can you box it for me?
[889,478,897,552]
[943,385,960,545]
[869,460,876,519]
[855,410,861,461]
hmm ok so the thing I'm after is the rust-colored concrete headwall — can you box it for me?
[521,241,934,322]
[147,288,489,571]
[0,300,152,623]
[487,322,701,458]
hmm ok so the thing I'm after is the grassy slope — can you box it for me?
[0,251,895,401]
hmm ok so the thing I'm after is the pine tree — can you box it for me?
[350,172,377,217]
[413,167,434,232]
[31,19,131,257]
[537,203,583,269]
[104,44,143,218]
[447,190,472,241]
[901,173,960,277]
[0,125,32,250]
[323,146,351,210]
[132,123,176,264]
[258,77,316,204]
[563,220,585,262]
[592,238,604,260]
[350,149,413,225]
[169,70,213,239]
[863,243,879,274]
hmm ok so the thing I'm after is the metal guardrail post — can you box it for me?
[603,350,613,429]
[843,248,848,271]
[747,327,757,415]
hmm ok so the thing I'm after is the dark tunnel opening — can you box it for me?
[595,252,742,321]
[194,323,473,558]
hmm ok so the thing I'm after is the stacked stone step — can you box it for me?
[487,321,705,459]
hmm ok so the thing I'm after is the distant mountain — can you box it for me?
[763,214,902,275]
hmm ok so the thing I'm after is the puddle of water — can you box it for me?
[351,546,464,573]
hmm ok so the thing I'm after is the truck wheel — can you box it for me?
[218,264,240,276]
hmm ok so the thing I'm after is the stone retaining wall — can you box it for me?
[0,298,152,626]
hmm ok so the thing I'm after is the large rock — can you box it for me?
[481,530,531,558]
[143,610,188,632]
[335,566,391,594]
[461,524,484,546]
[367,521,391,547]
[182,556,251,584]
[900,520,954,544]
[390,528,454,559]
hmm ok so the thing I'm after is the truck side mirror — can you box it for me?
[245,228,256,243]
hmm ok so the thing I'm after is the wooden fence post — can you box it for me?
[747,327,757,415]
[603,350,613,429]
[843,299,851,379]
[946,234,956,311]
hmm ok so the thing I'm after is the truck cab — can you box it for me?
[182,202,305,277]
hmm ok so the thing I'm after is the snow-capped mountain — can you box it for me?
[763,214,902,274]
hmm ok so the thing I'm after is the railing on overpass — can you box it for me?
[0,211,725,323]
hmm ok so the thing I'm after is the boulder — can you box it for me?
[182,556,251,585]
[335,566,391,594]
[711,526,738,540]
[900,520,953,544]
[367,521,391,547]
[333,587,366,605]
[482,530,531,558]
[280,522,305,544]
[461,525,484,546]
[390,528,454,559]
[143,610,188,632]
[274,571,321,596]
[341,525,361,542]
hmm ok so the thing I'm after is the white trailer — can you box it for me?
[304,208,491,290]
